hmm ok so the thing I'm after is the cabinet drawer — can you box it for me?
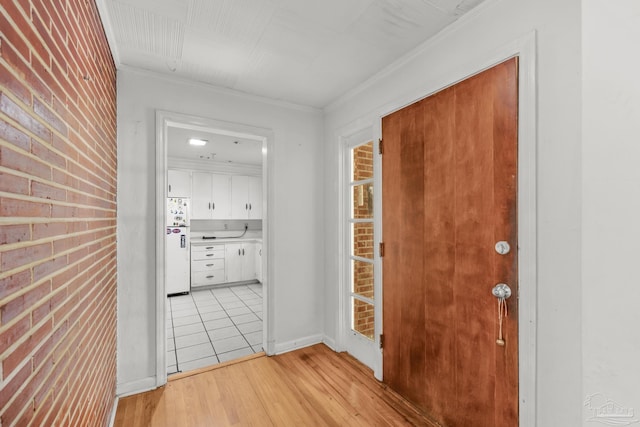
[191,269,226,287]
[192,258,225,272]
[191,245,225,260]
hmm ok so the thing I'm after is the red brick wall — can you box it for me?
[0,0,117,425]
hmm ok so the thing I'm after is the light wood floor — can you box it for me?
[114,344,439,426]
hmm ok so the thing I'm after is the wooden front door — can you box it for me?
[381,58,519,427]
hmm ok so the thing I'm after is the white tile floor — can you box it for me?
[166,284,263,375]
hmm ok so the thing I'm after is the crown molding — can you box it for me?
[118,65,322,115]
[95,0,121,67]
[324,0,501,113]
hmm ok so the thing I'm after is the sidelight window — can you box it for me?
[348,141,375,340]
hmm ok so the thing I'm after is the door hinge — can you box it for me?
[378,138,384,155]
[379,242,385,257]
[379,334,385,349]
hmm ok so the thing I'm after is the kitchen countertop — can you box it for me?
[190,230,262,245]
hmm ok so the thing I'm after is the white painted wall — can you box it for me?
[116,69,324,391]
[323,0,583,425]
[113,1,640,422]
[582,0,640,423]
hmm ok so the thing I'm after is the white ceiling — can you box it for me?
[101,0,486,108]
[168,126,263,165]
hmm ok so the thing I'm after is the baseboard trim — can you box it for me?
[274,334,323,355]
[116,376,157,398]
[108,395,119,427]
[322,335,337,351]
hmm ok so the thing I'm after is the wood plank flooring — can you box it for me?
[114,344,440,426]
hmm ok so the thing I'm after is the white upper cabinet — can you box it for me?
[231,176,249,219]
[211,174,232,219]
[231,175,262,219]
[248,176,262,219]
[191,172,231,219]
[167,170,191,197]
[191,172,212,219]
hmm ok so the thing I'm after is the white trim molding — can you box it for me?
[274,334,324,355]
[108,396,119,427]
[94,0,121,66]
[325,0,501,112]
[322,335,337,351]
[116,377,156,398]
[336,126,381,375]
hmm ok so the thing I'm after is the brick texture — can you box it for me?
[352,142,374,339]
[0,0,117,425]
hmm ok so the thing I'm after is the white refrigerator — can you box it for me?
[166,198,190,295]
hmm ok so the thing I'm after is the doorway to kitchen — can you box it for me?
[155,111,273,385]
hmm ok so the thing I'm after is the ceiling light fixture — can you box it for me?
[189,138,208,146]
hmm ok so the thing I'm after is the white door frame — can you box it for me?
[337,32,537,426]
[155,110,274,386]
[337,129,381,371]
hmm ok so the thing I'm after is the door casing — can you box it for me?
[155,111,274,387]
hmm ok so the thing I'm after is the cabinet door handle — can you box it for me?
[208,202,211,210]
[206,254,214,257]
[206,246,214,249]
[206,275,214,279]
[245,203,248,210]
[169,184,172,193]
[212,202,215,210]
[206,264,214,267]
[249,203,252,210]
[242,248,245,255]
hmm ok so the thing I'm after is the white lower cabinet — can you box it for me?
[192,241,259,288]
[191,244,225,289]
[256,243,262,283]
[225,243,256,282]
[241,243,256,281]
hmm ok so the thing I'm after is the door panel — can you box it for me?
[382,58,518,427]
[382,103,427,402]
[422,87,456,418]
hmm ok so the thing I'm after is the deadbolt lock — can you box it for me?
[495,241,511,255]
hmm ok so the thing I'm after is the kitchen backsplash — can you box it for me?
[190,219,262,232]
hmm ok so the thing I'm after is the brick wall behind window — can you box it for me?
[0,0,117,425]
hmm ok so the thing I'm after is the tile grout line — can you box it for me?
[212,287,255,354]
[170,292,219,371]
[230,285,263,350]
[172,286,263,371]
[191,289,221,364]
[168,297,180,375]
[231,285,263,323]
[247,284,263,300]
